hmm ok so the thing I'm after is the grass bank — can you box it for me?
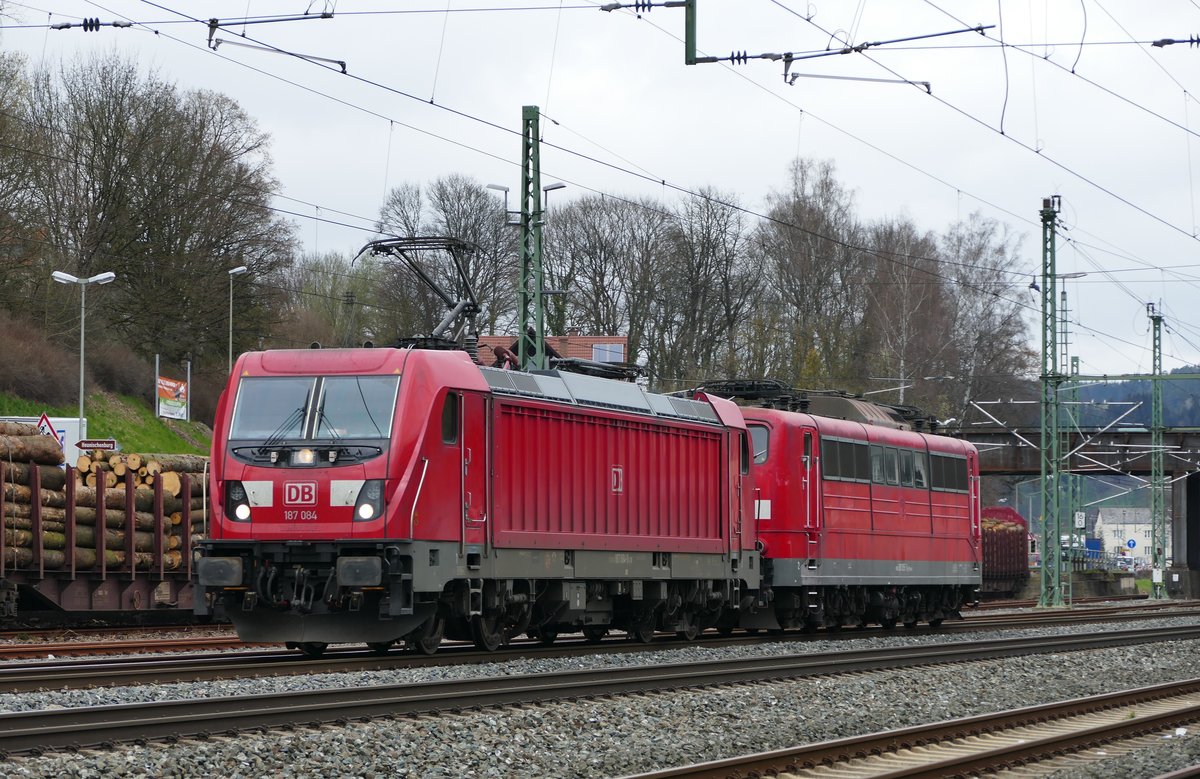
[0,391,211,455]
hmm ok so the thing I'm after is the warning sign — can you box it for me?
[36,413,55,437]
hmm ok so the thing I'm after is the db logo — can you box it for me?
[284,482,317,506]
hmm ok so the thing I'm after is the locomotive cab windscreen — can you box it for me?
[229,375,399,458]
[221,374,400,529]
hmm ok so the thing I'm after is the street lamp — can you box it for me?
[51,270,116,423]
[542,182,566,207]
[228,266,248,373]
[486,184,520,226]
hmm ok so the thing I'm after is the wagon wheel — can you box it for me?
[929,618,944,628]
[879,618,897,630]
[298,642,328,658]
[629,620,656,644]
[471,613,506,652]
[717,626,735,637]
[902,620,919,630]
[406,614,445,656]
[676,614,700,642]
[536,627,559,647]
[367,640,395,655]
[582,625,608,644]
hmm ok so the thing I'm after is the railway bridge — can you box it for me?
[961,425,1200,597]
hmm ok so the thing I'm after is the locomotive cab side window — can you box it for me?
[739,431,751,474]
[822,439,871,482]
[871,446,900,485]
[930,454,968,492]
[749,424,769,464]
[442,392,460,444]
[913,451,929,488]
[900,450,914,487]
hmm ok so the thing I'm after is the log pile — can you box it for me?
[74,451,208,498]
[0,421,65,467]
[0,434,207,574]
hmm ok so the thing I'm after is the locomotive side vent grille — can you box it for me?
[667,396,720,423]
[507,372,545,396]
[479,366,721,425]
[558,370,653,413]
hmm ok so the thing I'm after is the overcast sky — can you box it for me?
[3,1,1199,377]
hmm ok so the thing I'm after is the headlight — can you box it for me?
[225,480,251,522]
[354,479,385,522]
[290,448,317,466]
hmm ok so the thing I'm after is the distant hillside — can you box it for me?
[1076,365,1200,428]
[0,391,210,456]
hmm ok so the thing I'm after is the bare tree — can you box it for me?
[644,188,756,391]
[758,158,870,388]
[19,52,295,367]
[860,217,948,397]
[375,175,517,338]
[939,212,1036,421]
[542,193,672,364]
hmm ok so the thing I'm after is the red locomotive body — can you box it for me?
[197,348,758,653]
[744,405,980,629]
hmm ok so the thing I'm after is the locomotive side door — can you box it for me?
[461,392,489,549]
[802,430,818,530]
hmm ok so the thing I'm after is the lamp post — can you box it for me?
[228,266,248,373]
[51,270,116,422]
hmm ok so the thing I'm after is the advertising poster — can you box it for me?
[157,376,188,420]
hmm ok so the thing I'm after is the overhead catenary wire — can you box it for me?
[8,1,1200,369]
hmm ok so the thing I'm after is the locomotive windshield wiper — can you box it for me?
[315,408,341,440]
[258,405,308,455]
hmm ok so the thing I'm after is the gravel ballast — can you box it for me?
[5,616,1200,778]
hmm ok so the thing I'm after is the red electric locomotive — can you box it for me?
[195,346,759,655]
[692,382,981,630]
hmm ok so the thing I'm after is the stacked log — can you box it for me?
[74,451,207,497]
[0,433,65,467]
[0,445,209,573]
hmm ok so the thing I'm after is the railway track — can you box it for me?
[2,626,1200,756]
[2,600,1199,668]
[975,593,1152,610]
[619,678,1200,778]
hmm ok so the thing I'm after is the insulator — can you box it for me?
[730,50,749,65]
[83,17,101,32]
[634,0,653,11]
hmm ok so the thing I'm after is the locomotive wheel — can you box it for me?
[471,614,506,652]
[629,622,656,644]
[582,625,608,644]
[407,614,445,656]
[298,642,328,658]
[676,616,700,642]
